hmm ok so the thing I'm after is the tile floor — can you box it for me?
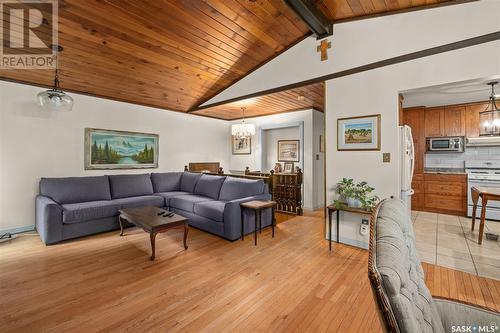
[412,211,500,280]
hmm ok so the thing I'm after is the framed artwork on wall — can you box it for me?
[84,128,159,170]
[337,114,381,151]
[283,162,294,173]
[232,136,251,155]
[278,140,300,162]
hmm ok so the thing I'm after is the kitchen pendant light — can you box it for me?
[231,107,255,138]
[37,45,74,112]
[479,81,500,136]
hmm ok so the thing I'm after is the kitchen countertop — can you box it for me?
[424,167,466,175]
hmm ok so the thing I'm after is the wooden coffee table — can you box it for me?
[118,206,189,260]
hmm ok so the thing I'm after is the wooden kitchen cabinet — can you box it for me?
[402,107,424,175]
[424,106,466,138]
[466,102,489,138]
[422,173,467,216]
[443,106,465,136]
[424,107,444,138]
[412,174,425,210]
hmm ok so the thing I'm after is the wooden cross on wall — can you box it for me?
[317,39,331,61]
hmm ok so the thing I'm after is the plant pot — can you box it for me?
[347,197,362,208]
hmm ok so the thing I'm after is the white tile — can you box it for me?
[475,263,500,280]
[436,254,477,275]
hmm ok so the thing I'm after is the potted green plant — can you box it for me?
[334,178,379,210]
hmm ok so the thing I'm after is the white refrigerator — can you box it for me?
[399,125,415,212]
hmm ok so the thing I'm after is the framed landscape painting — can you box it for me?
[337,114,381,151]
[232,136,251,155]
[85,128,159,170]
[278,140,300,162]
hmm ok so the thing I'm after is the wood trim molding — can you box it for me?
[196,31,500,111]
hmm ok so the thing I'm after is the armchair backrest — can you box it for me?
[368,198,444,333]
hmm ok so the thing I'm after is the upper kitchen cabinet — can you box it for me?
[466,102,489,138]
[424,106,466,137]
[402,107,425,175]
[424,107,444,137]
[443,105,466,136]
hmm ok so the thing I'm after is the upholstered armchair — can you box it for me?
[368,198,499,333]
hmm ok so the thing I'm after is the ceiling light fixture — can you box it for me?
[231,107,255,139]
[37,45,74,112]
[479,81,500,136]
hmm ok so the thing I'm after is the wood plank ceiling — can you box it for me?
[315,0,457,22]
[0,0,463,120]
[193,82,324,120]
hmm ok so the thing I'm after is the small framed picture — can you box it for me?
[278,140,300,162]
[337,114,381,151]
[283,162,294,173]
[232,136,251,155]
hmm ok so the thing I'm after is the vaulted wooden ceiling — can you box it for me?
[193,82,324,120]
[0,0,464,120]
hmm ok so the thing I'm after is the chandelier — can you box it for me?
[479,81,500,136]
[37,45,74,112]
[231,107,255,138]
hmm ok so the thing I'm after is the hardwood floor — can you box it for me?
[0,210,498,332]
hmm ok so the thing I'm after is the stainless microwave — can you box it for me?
[426,137,464,152]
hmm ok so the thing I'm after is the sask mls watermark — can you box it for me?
[1,0,58,69]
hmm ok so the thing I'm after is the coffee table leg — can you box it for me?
[241,208,244,241]
[183,223,189,250]
[119,216,124,236]
[150,232,157,261]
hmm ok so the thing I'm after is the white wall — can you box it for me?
[227,109,325,210]
[0,81,230,232]
[262,126,301,172]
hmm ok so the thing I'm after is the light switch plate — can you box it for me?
[383,153,390,163]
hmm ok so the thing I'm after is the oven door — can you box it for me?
[467,178,500,220]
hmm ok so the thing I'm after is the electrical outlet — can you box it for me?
[316,154,319,160]
[360,219,369,236]
[383,153,390,163]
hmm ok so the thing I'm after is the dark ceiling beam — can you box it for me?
[284,0,333,39]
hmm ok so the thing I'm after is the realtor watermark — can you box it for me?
[451,323,498,333]
[1,0,58,69]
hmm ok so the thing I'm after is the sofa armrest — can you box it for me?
[223,193,272,240]
[434,297,500,332]
[36,195,63,244]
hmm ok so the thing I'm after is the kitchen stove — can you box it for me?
[466,160,500,221]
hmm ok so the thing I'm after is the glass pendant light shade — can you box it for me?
[37,89,74,112]
[479,81,500,136]
[37,44,73,112]
[231,106,255,138]
[231,122,256,138]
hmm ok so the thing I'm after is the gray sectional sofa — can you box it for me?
[36,172,272,244]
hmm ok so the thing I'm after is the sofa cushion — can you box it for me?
[180,172,202,193]
[151,172,182,193]
[219,177,265,201]
[109,174,153,199]
[40,176,111,204]
[194,174,226,200]
[62,200,120,224]
[193,201,226,222]
[155,191,191,207]
[170,194,214,212]
[112,195,164,209]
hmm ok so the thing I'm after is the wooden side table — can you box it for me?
[470,186,500,245]
[240,200,276,245]
[326,205,372,251]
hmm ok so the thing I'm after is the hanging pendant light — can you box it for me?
[231,107,255,138]
[37,45,74,112]
[479,81,500,136]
